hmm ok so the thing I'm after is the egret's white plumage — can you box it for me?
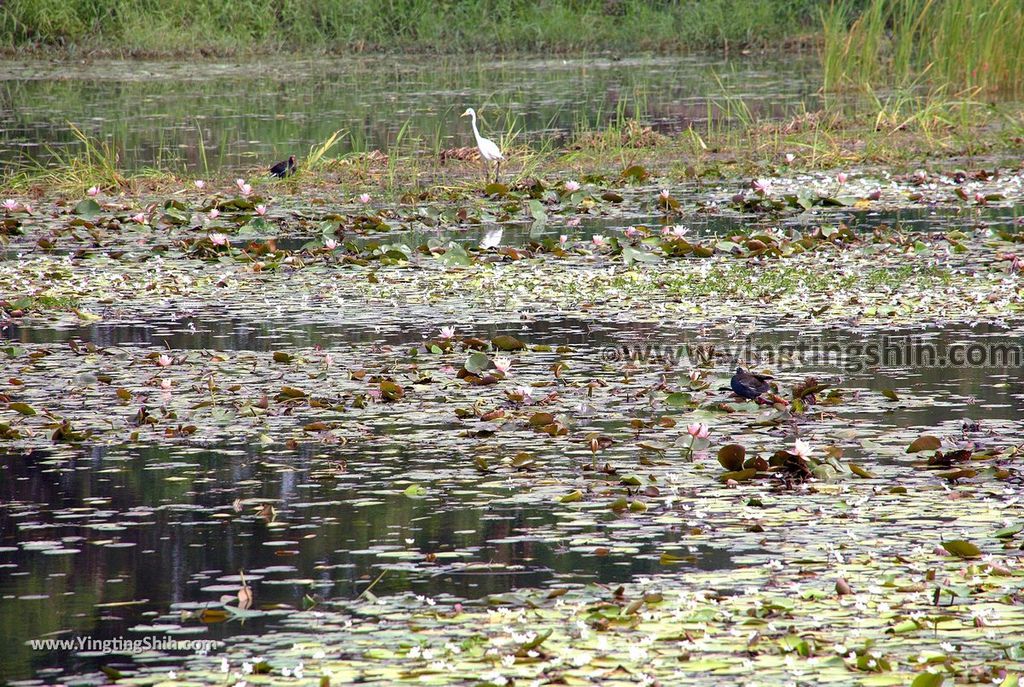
[461,107,504,182]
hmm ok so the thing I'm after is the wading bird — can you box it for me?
[461,108,504,183]
[731,367,773,400]
[270,155,296,178]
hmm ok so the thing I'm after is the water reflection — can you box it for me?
[1,313,1022,681]
[0,55,822,171]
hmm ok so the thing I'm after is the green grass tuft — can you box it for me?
[822,0,1024,94]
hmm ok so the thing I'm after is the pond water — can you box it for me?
[2,309,1022,682]
[0,54,821,173]
[3,53,1024,685]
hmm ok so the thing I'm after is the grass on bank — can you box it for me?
[5,88,1022,199]
[822,0,1024,94]
[0,0,824,55]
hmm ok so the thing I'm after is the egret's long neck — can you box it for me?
[469,112,483,146]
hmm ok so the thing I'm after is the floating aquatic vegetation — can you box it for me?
[2,163,1024,685]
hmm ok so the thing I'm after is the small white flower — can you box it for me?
[572,652,592,667]
[793,439,814,460]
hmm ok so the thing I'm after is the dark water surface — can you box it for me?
[3,308,1023,681]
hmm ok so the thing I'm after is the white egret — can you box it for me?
[461,107,504,183]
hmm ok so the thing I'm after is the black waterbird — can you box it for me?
[730,367,773,400]
[270,155,297,178]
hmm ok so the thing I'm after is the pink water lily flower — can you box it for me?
[3,199,18,212]
[324,238,338,250]
[686,422,710,439]
[194,180,205,190]
[157,354,172,367]
[837,172,848,184]
[358,193,371,204]
[209,233,228,246]
[208,208,221,220]
[565,180,580,193]
[624,226,641,238]
[785,153,795,164]
[566,217,581,228]
[591,235,607,248]
[438,326,455,339]
[660,189,671,199]
[132,213,148,225]
[239,183,252,197]
[793,439,814,460]
[753,179,771,195]
[493,356,512,374]
[255,204,267,216]
[559,234,568,246]
[87,186,100,197]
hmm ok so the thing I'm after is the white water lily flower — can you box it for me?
[793,439,814,460]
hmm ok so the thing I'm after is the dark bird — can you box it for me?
[270,155,296,178]
[730,367,773,400]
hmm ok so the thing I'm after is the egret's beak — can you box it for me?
[460,110,470,117]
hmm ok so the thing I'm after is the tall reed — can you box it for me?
[822,0,1024,93]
